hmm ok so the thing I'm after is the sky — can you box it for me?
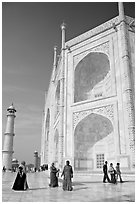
[2,1,135,164]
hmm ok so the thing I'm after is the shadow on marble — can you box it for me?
[73,180,134,185]
[29,187,48,190]
[73,187,88,191]
[73,181,103,185]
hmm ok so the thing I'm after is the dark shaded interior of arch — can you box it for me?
[74,113,113,159]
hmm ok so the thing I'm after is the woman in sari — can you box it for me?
[108,163,117,184]
[61,160,73,191]
[49,163,59,187]
[12,165,29,190]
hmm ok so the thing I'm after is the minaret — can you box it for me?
[2,103,16,170]
[34,151,38,171]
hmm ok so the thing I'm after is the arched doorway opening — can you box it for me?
[74,113,113,171]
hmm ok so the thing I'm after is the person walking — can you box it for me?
[2,166,6,172]
[20,161,29,189]
[103,161,110,183]
[116,163,123,183]
[108,163,117,184]
[61,160,73,191]
[49,163,59,187]
[21,161,27,173]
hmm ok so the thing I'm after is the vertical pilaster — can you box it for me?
[44,91,49,165]
[118,2,135,169]
[58,22,66,169]
[40,110,45,165]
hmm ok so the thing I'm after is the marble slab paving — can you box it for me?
[2,171,135,202]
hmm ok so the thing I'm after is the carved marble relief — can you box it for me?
[74,41,109,68]
[74,51,112,103]
[73,105,114,130]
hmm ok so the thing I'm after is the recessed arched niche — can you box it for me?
[55,81,60,118]
[74,113,113,170]
[45,109,50,141]
[74,52,111,103]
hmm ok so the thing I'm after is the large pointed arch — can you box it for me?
[74,52,110,103]
[74,112,113,170]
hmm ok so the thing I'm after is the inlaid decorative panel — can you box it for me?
[73,104,114,129]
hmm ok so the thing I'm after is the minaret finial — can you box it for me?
[61,21,66,30]
[118,2,125,21]
[53,45,57,67]
[61,21,66,50]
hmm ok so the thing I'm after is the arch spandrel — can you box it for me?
[73,105,114,130]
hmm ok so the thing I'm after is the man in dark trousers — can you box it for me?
[103,161,110,183]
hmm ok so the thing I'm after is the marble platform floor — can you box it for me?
[2,171,135,202]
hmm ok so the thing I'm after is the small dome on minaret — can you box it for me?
[60,21,66,30]
[12,158,18,163]
[7,103,16,112]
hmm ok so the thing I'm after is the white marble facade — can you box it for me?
[41,13,135,173]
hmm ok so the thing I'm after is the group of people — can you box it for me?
[103,161,123,184]
[11,159,123,191]
[11,160,73,191]
[49,160,73,191]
